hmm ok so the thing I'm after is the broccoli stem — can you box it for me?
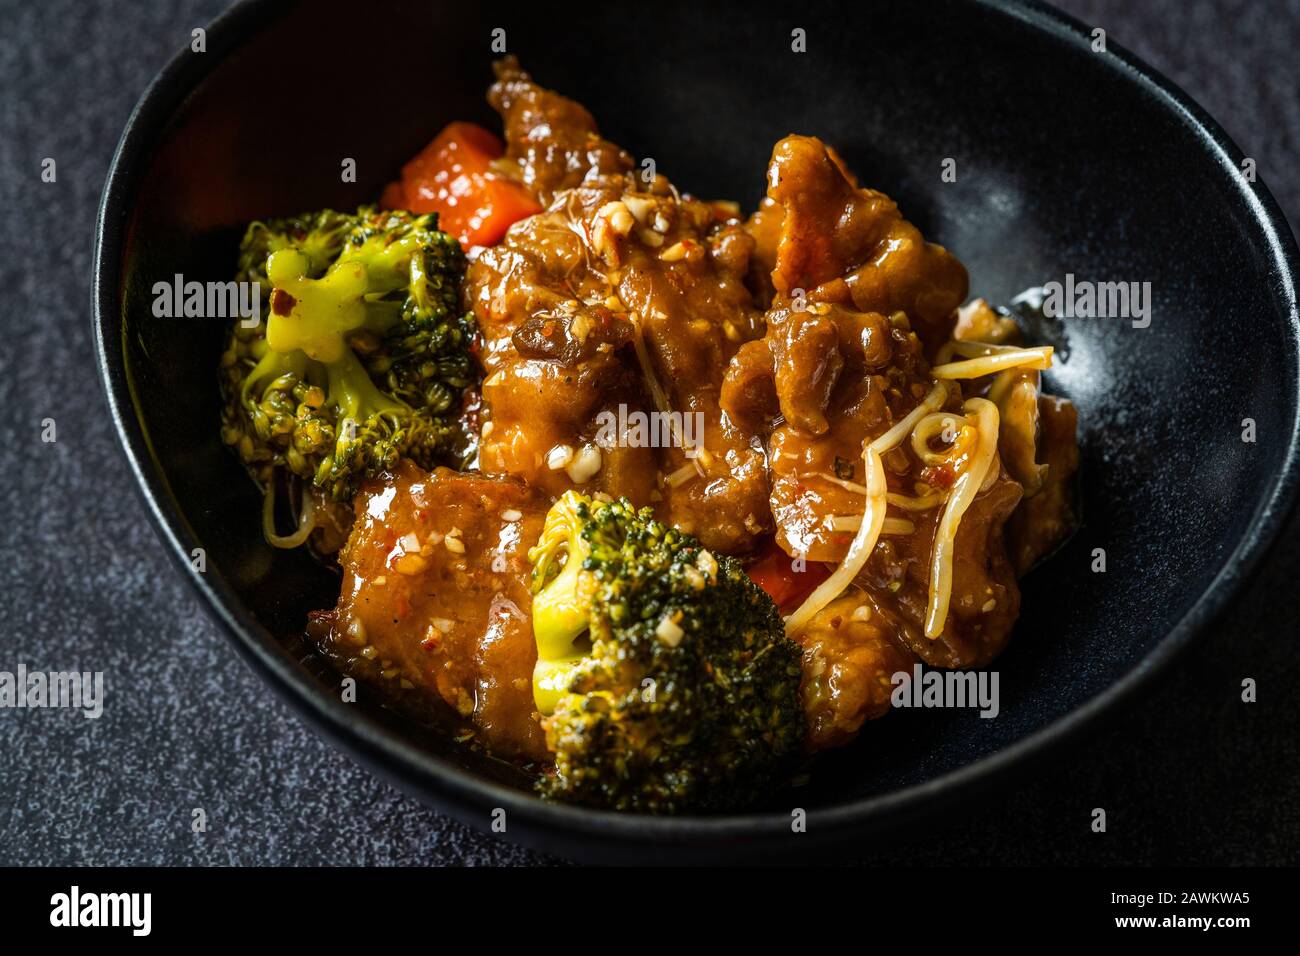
[241,346,307,405]
[324,348,406,423]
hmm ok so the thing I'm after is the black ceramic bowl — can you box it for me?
[94,0,1300,862]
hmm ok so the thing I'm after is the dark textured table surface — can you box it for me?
[1,0,1297,866]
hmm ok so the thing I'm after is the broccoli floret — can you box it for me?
[220,206,476,505]
[528,492,806,813]
[235,208,359,293]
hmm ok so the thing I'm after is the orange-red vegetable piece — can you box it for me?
[381,121,541,249]
[745,540,831,613]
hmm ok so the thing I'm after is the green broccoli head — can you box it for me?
[220,206,476,506]
[235,208,359,294]
[528,492,807,813]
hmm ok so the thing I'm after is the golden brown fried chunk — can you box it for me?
[311,463,550,761]
[468,192,659,506]
[489,56,634,206]
[793,591,918,751]
[470,64,773,553]
[953,298,1080,565]
[866,477,1024,669]
[733,134,1026,669]
[760,134,968,353]
[1007,395,1080,574]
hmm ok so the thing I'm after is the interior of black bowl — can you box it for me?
[98,0,1299,853]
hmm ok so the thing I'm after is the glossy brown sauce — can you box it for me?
[311,58,1080,763]
[311,463,549,761]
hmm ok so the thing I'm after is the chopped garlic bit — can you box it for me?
[500,509,522,522]
[347,617,367,644]
[565,444,603,484]
[570,311,592,345]
[547,444,576,470]
[591,200,634,264]
[655,612,685,647]
[851,604,872,622]
[696,549,718,580]
[399,531,421,553]
[660,241,689,262]
[600,201,634,234]
[394,552,428,576]
[981,598,997,613]
[664,462,697,488]
[623,195,653,223]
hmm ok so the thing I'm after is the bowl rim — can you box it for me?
[93,0,1300,856]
